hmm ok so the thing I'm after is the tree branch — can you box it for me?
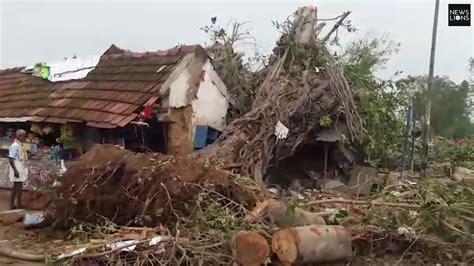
[315,22,326,35]
[306,198,421,209]
[321,11,351,43]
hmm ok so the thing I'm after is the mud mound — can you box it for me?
[51,145,264,227]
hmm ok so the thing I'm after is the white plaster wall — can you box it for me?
[168,70,191,108]
[160,53,194,108]
[158,52,229,147]
[191,60,229,132]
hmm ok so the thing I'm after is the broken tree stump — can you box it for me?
[232,231,270,266]
[271,225,352,264]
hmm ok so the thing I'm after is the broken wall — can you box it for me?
[191,60,228,132]
[167,106,194,155]
[159,48,230,154]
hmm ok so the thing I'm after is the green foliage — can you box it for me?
[338,35,406,168]
[419,179,474,240]
[58,124,74,143]
[319,115,333,128]
[338,35,473,168]
[406,76,474,139]
[435,138,474,167]
[341,35,400,88]
[359,80,408,167]
[195,191,245,232]
[327,209,349,225]
[199,205,243,231]
[201,18,264,121]
[365,178,474,242]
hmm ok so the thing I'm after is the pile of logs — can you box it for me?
[233,224,352,265]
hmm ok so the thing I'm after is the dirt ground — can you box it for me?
[0,189,45,265]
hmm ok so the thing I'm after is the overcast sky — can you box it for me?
[0,0,473,83]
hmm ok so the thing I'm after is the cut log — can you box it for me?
[246,199,326,228]
[0,209,25,225]
[232,231,270,266]
[272,225,352,264]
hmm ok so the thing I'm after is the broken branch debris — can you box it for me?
[306,198,422,209]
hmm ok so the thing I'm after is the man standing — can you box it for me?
[8,129,28,209]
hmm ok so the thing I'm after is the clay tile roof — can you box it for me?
[0,68,54,121]
[0,44,206,128]
[103,44,127,55]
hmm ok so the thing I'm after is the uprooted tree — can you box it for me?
[50,5,365,228]
[200,6,364,184]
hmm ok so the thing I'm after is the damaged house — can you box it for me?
[0,44,230,187]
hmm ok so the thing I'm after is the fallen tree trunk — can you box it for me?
[0,247,45,262]
[246,199,326,227]
[271,225,352,264]
[232,231,270,266]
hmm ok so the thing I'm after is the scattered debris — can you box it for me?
[23,211,45,227]
[106,240,139,252]
[348,165,379,196]
[57,248,87,260]
[274,121,289,140]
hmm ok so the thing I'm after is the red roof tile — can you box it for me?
[117,114,138,127]
[143,95,160,107]
[86,122,115,129]
[44,117,68,124]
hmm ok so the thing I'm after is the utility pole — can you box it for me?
[422,0,440,178]
[401,104,413,178]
